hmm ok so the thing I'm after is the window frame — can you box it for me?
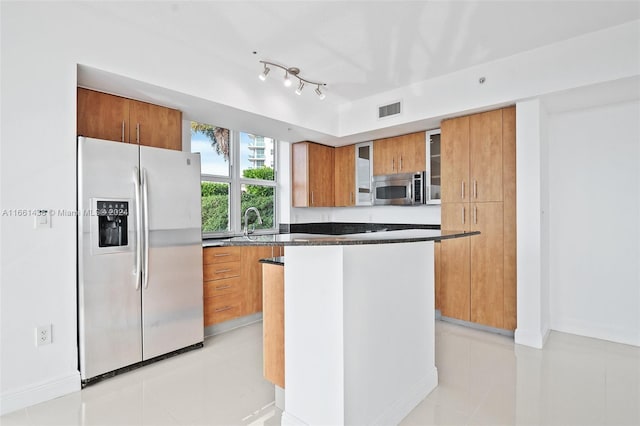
[197,127,278,238]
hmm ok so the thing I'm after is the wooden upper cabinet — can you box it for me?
[129,100,182,151]
[77,88,182,151]
[470,110,503,202]
[373,137,396,175]
[401,132,426,173]
[441,116,470,203]
[77,87,130,143]
[373,132,426,176]
[291,142,335,207]
[334,145,355,207]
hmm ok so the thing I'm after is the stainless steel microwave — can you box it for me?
[372,172,426,205]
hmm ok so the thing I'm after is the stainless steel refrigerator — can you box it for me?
[77,136,203,385]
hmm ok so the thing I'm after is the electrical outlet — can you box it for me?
[35,324,52,346]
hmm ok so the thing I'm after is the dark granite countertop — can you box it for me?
[259,256,285,266]
[205,229,478,247]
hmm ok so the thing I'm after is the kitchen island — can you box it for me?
[215,229,477,425]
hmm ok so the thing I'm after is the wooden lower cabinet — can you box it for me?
[470,202,504,328]
[203,245,280,326]
[439,235,471,321]
[241,246,276,315]
[262,263,285,388]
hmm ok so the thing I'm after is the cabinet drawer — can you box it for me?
[203,247,241,264]
[204,276,242,298]
[204,292,243,325]
[203,261,241,281]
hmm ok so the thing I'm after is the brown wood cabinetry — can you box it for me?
[77,87,182,150]
[203,245,279,326]
[439,203,471,321]
[262,263,285,388]
[292,142,335,207]
[373,132,426,176]
[334,145,355,207]
[439,106,516,330]
[129,99,182,150]
[77,88,130,143]
[203,247,243,326]
[241,246,275,315]
[441,116,470,203]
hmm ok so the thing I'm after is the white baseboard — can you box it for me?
[369,367,439,426]
[281,410,308,426]
[551,318,640,347]
[515,327,550,349]
[0,371,80,415]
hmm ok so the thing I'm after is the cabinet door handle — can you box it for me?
[311,191,314,205]
[399,156,403,171]
[215,284,232,290]
[121,121,125,142]
[461,181,465,199]
[215,306,233,313]
[136,123,140,144]
[474,205,477,224]
[214,253,231,257]
[215,268,232,274]
[461,206,465,225]
[350,192,353,204]
[392,158,395,171]
[473,179,477,199]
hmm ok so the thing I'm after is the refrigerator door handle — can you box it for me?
[133,167,142,290]
[142,168,150,289]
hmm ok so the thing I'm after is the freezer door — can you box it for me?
[140,146,204,359]
[78,137,143,380]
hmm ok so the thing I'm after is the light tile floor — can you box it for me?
[2,321,638,425]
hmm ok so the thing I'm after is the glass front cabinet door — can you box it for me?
[426,129,441,204]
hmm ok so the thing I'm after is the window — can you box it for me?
[191,122,277,236]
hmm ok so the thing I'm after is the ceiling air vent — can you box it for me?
[378,101,402,119]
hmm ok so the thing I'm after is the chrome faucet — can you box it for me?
[243,207,263,236]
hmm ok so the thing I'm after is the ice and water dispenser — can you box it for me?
[96,200,129,248]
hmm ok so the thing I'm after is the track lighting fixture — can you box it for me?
[258,64,270,81]
[258,60,326,100]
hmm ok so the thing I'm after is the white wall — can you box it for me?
[547,100,640,346]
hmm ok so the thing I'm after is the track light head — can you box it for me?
[283,72,292,87]
[295,81,304,95]
[315,85,326,100]
[258,65,270,81]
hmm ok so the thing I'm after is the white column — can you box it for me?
[514,99,550,348]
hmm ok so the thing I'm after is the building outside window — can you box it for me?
[191,122,277,236]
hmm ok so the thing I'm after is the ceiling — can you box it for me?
[78,1,640,143]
